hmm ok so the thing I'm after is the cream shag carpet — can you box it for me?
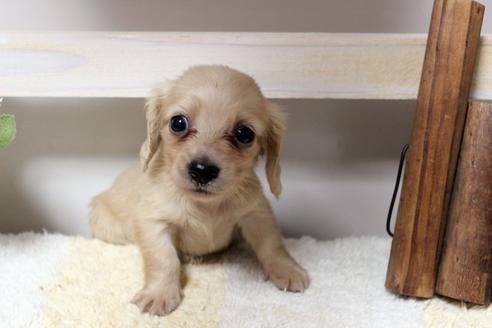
[0,232,490,327]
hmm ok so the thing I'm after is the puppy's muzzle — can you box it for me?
[188,160,220,186]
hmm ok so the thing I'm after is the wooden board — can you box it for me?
[385,0,484,298]
[436,101,492,305]
[0,32,491,99]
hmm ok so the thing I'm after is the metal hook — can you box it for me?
[386,143,409,237]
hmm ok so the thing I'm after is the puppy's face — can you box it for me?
[140,66,285,201]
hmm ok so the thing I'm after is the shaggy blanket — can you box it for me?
[0,232,490,327]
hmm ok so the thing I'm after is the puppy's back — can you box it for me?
[89,166,143,244]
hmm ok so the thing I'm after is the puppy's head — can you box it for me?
[140,65,285,200]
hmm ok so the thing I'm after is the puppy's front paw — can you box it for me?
[264,259,310,293]
[131,284,182,316]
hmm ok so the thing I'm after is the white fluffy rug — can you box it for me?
[0,232,490,327]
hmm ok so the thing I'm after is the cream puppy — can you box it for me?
[89,65,309,316]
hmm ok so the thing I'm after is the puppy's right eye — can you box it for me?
[170,115,189,136]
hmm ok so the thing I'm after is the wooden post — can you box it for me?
[385,0,484,298]
[436,101,492,305]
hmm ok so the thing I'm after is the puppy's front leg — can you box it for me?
[132,221,182,316]
[239,205,310,292]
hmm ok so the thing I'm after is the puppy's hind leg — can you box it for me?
[89,196,131,245]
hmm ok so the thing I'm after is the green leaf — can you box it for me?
[0,114,16,149]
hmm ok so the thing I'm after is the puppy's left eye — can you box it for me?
[234,125,255,147]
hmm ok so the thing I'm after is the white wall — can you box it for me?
[1,0,490,239]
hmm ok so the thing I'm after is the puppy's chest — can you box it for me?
[176,211,237,256]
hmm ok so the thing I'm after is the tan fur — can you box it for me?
[89,65,309,316]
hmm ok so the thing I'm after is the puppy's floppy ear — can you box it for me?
[264,102,286,198]
[140,81,172,171]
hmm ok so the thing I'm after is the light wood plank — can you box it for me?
[0,32,491,99]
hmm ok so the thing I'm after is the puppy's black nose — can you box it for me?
[188,160,220,185]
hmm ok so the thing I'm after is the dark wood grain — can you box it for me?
[436,101,492,305]
[385,0,484,298]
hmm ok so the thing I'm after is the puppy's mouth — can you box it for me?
[192,186,212,195]
[186,180,226,198]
